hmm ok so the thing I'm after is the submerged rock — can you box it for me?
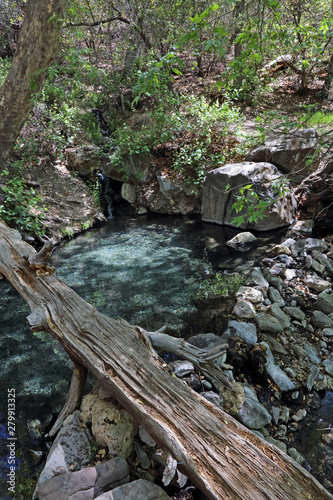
[226,232,258,250]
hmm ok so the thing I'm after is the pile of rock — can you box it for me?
[181,231,333,485]
[229,234,333,395]
[33,389,177,500]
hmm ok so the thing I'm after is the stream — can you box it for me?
[0,214,332,496]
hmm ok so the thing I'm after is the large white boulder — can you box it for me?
[201,162,297,231]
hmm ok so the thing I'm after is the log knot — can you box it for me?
[27,306,49,331]
[27,242,56,277]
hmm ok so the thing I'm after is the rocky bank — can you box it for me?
[30,222,333,500]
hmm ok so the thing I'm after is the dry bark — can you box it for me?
[0,219,332,500]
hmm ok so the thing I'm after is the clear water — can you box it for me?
[52,216,212,332]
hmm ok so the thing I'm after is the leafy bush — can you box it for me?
[182,95,242,136]
[198,272,245,299]
[107,93,183,169]
[0,167,47,236]
[171,95,244,189]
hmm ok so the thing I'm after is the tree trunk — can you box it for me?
[322,52,333,99]
[234,0,245,88]
[0,220,332,500]
[0,0,68,169]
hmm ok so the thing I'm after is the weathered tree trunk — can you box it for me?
[233,0,245,89]
[322,52,333,99]
[0,220,332,500]
[0,0,68,169]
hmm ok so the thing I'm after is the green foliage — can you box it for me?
[107,93,183,174]
[107,91,244,184]
[173,141,208,190]
[231,184,271,227]
[81,219,93,231]
[303,111,333,127]
[184,94,242,135]
[3,454,39,500]
[198,272,245,299]
[171,95,243,188]
[228,177,290,227]
[132,52,183,106]
[86,178,101,208]
[0,166,47,236]
[61,226,75,238]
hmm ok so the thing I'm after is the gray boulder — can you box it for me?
[268,287,285,307]
[107,153,151,184]
[95,479,172,500]
[282,306,305,321]
[201,162,296,230]
[35,424,91,493]
[269,303,290,329]
[292,238,328,255]
[311,310,333,329]
[255,313,284,333]
[95,457,130,493]
[245,128,319,185]
[152,174,199,215]
[246,268,269,288]
[169,360,195,377]
[222,320,258,346]
[237,389,272,429]
[232,299,256,319]
[67,145,102,176]
[38,468,97,500]
[236,286,264,304]
[306,366,320,391]
[323,359,333,376]
[304,275,331,293]
[317,291,333,314]
[201,391,224,407]
[260,342,298,391]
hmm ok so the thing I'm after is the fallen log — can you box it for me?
[1,220,332,500]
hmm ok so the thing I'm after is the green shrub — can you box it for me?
[0,167,47,236]
[198,272,245,299]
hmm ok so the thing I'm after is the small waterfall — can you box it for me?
[97,170,114,219]
[96,170,131,218]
